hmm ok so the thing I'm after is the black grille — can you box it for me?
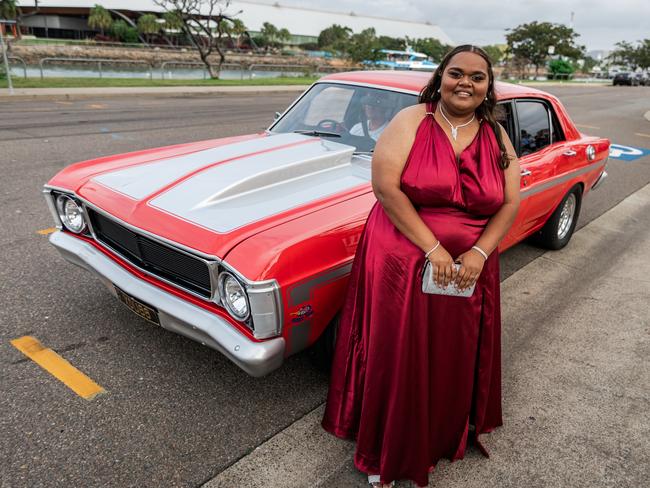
[87,208,212,298]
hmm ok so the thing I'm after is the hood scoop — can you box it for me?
[148,135,367,233]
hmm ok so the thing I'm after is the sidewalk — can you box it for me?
[0,85,309,101]
[204,183,650,488]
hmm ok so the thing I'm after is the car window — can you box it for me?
[271,82,419,153]
[516,101,552,156]
[304,86,354,125]
[495,101,516,144]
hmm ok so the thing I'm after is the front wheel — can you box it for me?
[533,186,582,250]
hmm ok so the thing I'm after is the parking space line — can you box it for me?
[575,123,600,130]
[37,227,57,235]
[10,336,106,400]
[634,132,650,139]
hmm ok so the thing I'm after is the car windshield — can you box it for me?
[270,82,419,153]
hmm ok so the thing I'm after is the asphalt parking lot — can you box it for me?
[1,84,649,487]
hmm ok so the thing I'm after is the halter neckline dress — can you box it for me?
[322,101,506,486]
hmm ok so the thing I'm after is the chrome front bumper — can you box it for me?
[50,231,286,377]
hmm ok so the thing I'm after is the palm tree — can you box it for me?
[137,13,160,44]
[87,4,112,37]
[0,0,18,20]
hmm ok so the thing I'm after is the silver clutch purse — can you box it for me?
[421,261,476,297]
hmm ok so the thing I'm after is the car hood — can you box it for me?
[47,132,371,258]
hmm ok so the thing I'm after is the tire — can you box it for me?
[533,186,582,250]
[310,313,340,372]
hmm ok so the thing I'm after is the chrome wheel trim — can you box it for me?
[557,193,576,240]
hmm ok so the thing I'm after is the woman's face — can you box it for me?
[439,51,490,114]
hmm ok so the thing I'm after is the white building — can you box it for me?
[14,0,453,45]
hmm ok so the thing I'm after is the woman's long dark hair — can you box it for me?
[419,45,511,169]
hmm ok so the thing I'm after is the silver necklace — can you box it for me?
[438,104,475,141]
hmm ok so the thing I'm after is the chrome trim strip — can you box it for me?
[49,230,285,377]
[42,188,63,230]
[591,170,608,190]
[520,159,606,200]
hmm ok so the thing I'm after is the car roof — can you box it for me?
[319,70,550,100]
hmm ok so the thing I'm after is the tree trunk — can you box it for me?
[534,63,539,80]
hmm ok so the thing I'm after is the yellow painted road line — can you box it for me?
[634,132,650,139]
[575,123,600,130]
[37,227,57,235]
[11,336,106,400]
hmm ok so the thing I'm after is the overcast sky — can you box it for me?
[250,0,649,52]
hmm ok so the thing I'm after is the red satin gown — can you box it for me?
[322,102,506,487]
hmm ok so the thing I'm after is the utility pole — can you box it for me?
[0,20,15,95]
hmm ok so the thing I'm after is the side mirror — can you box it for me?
[274,112,281,120]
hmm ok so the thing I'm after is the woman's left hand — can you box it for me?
[454,249,486,290]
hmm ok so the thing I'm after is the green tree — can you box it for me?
[548,59,574,79]
[222,18,246,46]
[0,0,17,20]
[410,37,450,62]
[347,28,381,63]
[506,21,584,78]
[88,4,112,36]
[609,41,637,68]
[317,24,351,52]
[137,13,160,43]
[163,10,182,30]
[110,19,128,40]
[377,35,405,51]
[257,22,290,48]
[481,44,504,64]
[638,39,650,69]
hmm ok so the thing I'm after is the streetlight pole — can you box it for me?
[0,20,15,95]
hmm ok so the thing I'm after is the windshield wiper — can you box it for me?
[293,129,341,138]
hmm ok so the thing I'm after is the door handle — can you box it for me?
[563,149,577,157]
[520,169,532,177]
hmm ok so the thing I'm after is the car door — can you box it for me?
[514,98,566,236]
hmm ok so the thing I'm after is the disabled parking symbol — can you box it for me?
[609,144,650,161]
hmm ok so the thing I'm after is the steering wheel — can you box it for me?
[316,119,345,133]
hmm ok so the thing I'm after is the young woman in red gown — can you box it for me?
[322,45,521,487]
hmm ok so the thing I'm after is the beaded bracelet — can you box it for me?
[471,245,489,260]
[424,241,440,259]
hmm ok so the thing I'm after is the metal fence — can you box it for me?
[8,55,27,79]
[38,57,154,79]
[20,57,439,81]
[160,61,245,80]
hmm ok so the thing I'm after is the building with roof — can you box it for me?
[13,0,453,45]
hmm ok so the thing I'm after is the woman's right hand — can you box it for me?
[427,245,457,287]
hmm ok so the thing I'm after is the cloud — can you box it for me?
[246,0,649,50]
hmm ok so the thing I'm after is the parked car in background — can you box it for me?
[634,72,649,86]
[613,72,640,86]
[44,71,610,376]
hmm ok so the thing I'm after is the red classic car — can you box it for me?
[44,71,610,376]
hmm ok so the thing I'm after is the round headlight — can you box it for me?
[56,195,86,234]
[218,273,250,321]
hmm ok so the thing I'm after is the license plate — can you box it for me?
[115,286,160,325]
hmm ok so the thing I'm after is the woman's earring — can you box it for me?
[437,88,441,93]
